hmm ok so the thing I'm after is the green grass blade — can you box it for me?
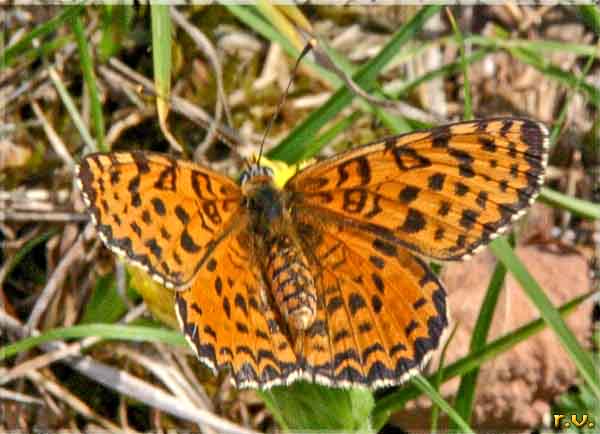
[224,5,339,85]
[0,324,186,361]
[371,290,593,430]
[447,9,472,120]
[490,237,600,399]
[2,229,58,279]
[431,323,459,432]
[451,256,507,428]
[151,4,175,150]
[20,36,71,65]
[48,67,97,154]
[465,34,600,59]
[267,5,442,163]
[509,47,600,108]
[99,5,134,62]
[386,49,490,99]
[314,36,415,133]
[69,14,106,152]
[299,112,362,161]
[578,5,600,36]
[228,5,441,164]
[548,54,595,147]
[412,375,474,433]
[1,5,84,68]
[151,4,172,104]
[255,1,303,51]
[539,187,600,220]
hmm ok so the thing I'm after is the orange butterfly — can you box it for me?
[77,117,548,389]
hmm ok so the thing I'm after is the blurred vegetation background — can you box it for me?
[1,4,599,433]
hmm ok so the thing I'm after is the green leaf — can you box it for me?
[465,34,600,59]
[80,274,127,324]
[259,382,375,432]
[578,5,600,36]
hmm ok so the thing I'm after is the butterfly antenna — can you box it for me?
[257,39,316,166]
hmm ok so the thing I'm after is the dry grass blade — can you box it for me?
[30,100,76,171]
[170,6,233,162]
[101,59,246,159]
[1,311,260,434]
[25,224,91,331]
[155,344,214,410]
[0,387,44,406]
[312,38,443,124]
[115,347,217,434]
[105,108,156,148]
[25,370,128,433]
[0,211,87,222]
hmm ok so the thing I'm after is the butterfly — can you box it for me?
[76,117,548,389]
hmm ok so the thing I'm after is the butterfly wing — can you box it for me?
[175,221,299,388]
[77,151,241,289]
[285,118,548,260]
[294,216,447,387]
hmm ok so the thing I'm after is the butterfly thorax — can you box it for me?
[241,165,317,332]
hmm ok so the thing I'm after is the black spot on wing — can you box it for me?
[151,197,166,216]
[398,186,420,204]
[348,293,366,316]
[428,173,445,191]
[175,205,190,224]
[400,209,425,233]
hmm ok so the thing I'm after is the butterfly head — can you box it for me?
[240,162,288,234]
[239,162,275,187]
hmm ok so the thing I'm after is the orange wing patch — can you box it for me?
[294,216,447,387]
[175,223,299,388]
[77,151,241,289]
[287,118,548,260]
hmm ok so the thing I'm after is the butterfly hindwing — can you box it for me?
[175,221,299,388]
[286,118,548,260]
[77,151,241,288]
[294,215,447,387]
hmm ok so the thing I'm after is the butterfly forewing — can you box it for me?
[286,118,548,260]
[77,151,241,288]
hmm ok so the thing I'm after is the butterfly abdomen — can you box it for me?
[266,235,317,331]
